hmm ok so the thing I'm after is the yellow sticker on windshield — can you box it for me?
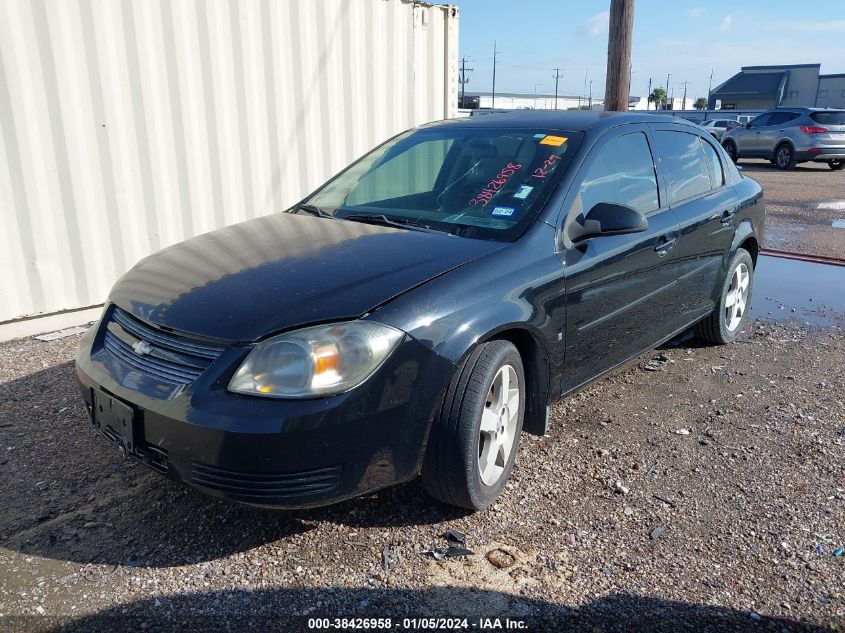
[539,135,568,146]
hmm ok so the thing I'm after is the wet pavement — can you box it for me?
[751,254,845,326]
[738,160,845,260]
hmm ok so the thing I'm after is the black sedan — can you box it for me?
[76,112,765,510]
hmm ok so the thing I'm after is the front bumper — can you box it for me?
[75,308,455,508]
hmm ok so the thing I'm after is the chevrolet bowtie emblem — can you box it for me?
[132,340,154,356]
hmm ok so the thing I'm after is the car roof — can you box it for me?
[771,106,845,113]
[421,110,693,133]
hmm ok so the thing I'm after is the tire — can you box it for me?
[723,140,738,163]
[421,340,525,510]
[695,248,754,345]
[774,143,796,170]
[830,159,845,171]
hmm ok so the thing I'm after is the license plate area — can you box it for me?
[93,390,136,454]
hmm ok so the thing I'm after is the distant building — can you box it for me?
[463,91,601,111]
[624,96,695,111]
[709,64,845,110]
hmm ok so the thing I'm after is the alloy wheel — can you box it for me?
[776,145,792,169]
[478,364,520,486]
[724,262,750,332]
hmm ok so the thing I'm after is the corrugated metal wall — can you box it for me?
[0,0,458,332]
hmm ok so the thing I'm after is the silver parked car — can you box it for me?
[699,119,742,141]
[721,108,845,170]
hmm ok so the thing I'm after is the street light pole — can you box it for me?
[708,68,714,104]
[589,80,593,110]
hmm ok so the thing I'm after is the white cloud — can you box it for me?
[719,14,733,32]
[688,7,706,20]
[584,11,609,37]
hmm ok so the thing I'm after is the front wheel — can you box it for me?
[695,248,754,345]
[830,159,845,171]
[421,340,525,510]
[723,140,738,163]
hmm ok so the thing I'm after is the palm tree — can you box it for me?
[648,87,667,110]
[694,97,708,110]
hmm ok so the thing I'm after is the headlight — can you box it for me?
[228,321,404,398]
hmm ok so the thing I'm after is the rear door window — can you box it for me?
[768,112,799,126]
[811,111,845,125]
[654,131,713,204]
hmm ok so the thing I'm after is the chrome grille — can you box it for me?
[103,307,225,385]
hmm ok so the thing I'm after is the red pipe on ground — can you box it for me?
[760,248,845,267]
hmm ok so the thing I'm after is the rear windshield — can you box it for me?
[305,127,583,241]
[811,111,845,125]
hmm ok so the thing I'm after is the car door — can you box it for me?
[756,111,799,155]
[738,113,771,154]
[650,127,738,322]
[558,126,682,393]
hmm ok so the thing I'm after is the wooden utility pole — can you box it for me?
[604,0,634,111]
[459,57,473,108]
[491,41,500,109]
[552,68,563,110]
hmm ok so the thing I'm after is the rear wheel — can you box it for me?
[775,143,796,170]
[421,340,525,510]
[695,248,754,345]
[830,159,845,171]
[723,140,738,163]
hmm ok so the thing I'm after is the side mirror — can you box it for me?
[568,203,648,242]
[745,121,753,128]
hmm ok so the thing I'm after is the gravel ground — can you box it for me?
[1,314,844,632]
[742,159,845,259]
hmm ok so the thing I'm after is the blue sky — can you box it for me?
[453,1,845,100]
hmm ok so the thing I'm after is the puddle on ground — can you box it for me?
[833,219,845,228]
[818,201,845,211]
[751,255,845,326]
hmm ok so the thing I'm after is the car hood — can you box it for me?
[110,213,505,341]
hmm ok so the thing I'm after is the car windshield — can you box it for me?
[811,111,845,125]
[304,126,583,241]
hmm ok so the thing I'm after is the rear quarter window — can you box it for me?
[653,131,712,205]
[811,111,845,125]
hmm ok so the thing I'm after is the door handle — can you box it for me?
[721,208,737,224]
[654,236,677,257]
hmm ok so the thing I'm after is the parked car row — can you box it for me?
[699,119,743,141]
[720,108,845,170]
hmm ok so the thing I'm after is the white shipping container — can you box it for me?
[0,0,459,340]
